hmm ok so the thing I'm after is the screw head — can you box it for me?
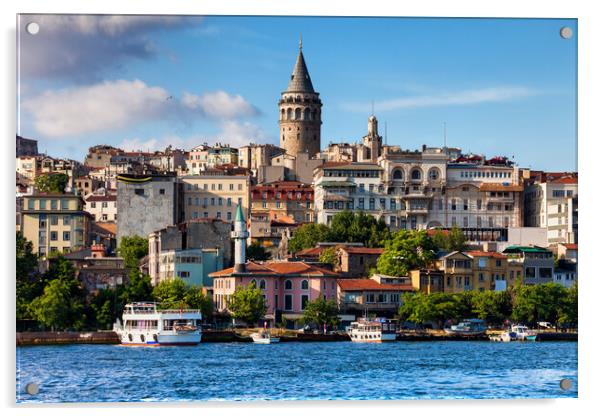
[560,27,573,39]
[25,382,39,395]
[26,22,39,35]
[560,378,572,390]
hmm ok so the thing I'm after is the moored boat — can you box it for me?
[512,324,537,341]
[347,318,398,343]
[444,319,487,336]
[250,330,280,344]
[113,302,202,346]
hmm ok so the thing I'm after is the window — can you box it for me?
[451,199,457,211]
[134,189,144,196]
[301,280,309,290]
[229,184,234,191]
[61,199,69,210]
[50,215,59,225]
[539,268,552,278]
[259,280,266,289]
[285,280,293,290]
[50,200,57,210]
[63,216,71,226]
[40,199,46,209]
[526,267,536,278]
[159,189,165,195]
[392,169,403,180]
[227,198,232,207]
[274,295,278,309]
[50,231,58,241]
[463,217,468,227]
[478,273,484,282]
[463,199,469,210]
[411,169,421,180]
[495,259,502,267]
[301,295,309,310]
[227,212,232,221]
[477,199,482,210]
[428,168,440,181]
[284,294,293,311]
[358,198,364,210]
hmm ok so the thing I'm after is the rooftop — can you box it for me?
[209,261,338,278]
[337,279,414,292]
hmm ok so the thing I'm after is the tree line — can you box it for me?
[398,283,578,329]
[17,233,212,331]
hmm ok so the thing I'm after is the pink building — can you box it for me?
[210,261,339,326]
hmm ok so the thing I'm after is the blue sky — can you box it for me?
[18,15,577,171]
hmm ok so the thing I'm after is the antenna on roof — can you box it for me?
[443,122,447,149]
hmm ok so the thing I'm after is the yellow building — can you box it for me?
[466,251,514,291]
[437,251,474,293]
[180,167,250,222]
[21,193,92,257]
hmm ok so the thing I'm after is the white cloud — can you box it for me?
[118,121,274,153]
[182,91,259,119]
[19,15,201,81]
[343,86,538,112]
[23,79,171,137]
[23,80,261,138]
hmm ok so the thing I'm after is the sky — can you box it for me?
[17,15,577,171]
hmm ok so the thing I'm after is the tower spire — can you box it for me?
[299,33,302,50]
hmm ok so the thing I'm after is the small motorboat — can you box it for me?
[512,324,537,341]
[489,331,517,342]
[251,329,280,344]
[444,319,487,336]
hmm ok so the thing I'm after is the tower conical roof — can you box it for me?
[286,48,315,93]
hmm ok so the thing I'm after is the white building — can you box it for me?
[524,171,578,244]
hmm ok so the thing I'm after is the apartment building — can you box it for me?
[524,171,578,244]
[180,167,250,223]
[186,143,239,174]
[21,193,92,257]
[502,245,554,285]
[250,181,314,224]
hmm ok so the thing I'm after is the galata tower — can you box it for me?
[278,38,322,158]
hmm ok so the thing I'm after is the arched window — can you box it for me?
[250,279,257,287]
[286,108,292,120]
[301,280,309,290]
[428,168,440,181]
[295,108,302,120]
[281,109,285,120]
[312,109,317,120]
[304,108,311,120]
[285,280,293,290]
[259,279,266,290]
[392,169,403,180]
[411,168,422,181]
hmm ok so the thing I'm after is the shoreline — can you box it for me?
[16,329,577,346]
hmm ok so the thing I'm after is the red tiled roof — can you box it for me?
[427,229,450,236]
[93,221,117,235]
[339,247,383,255]
[209,261,338,277]
[549,177,578,184]
[337,279,414,292]
[296,247,325,257]
[85,195,116,202]
[466,251,507,259]
[562,243,578,250]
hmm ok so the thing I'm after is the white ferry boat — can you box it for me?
[113,302,202,346]
[347,318,398,343]
[444,319,487,336]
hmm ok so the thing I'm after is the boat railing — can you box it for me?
[156,309,201,314]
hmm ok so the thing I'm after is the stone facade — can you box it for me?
[116,173,181,245]
[278,42,322,158]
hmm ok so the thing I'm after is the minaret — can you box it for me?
[278,37,323,158]
[232,205,249,273]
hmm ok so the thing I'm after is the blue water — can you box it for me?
[16,341,577,402]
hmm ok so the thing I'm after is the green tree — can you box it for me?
[472,290,513,326]
[319,247,338,267]
[90,287,123,330]
[34,173,69,193]
[118,236,148,271]
[511,283,568,327]
[152,278,189,309]
[120,271,153,304]
[559,283,578,327]
[227,282,267,325]
[376,230,437,276]
[301,298,340,328]
[184,287,214,319]
[289,223,331,254]
[16,233,40,320]
[29,279,84,331]
[430,226,466,252]
[246,241,271,261]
